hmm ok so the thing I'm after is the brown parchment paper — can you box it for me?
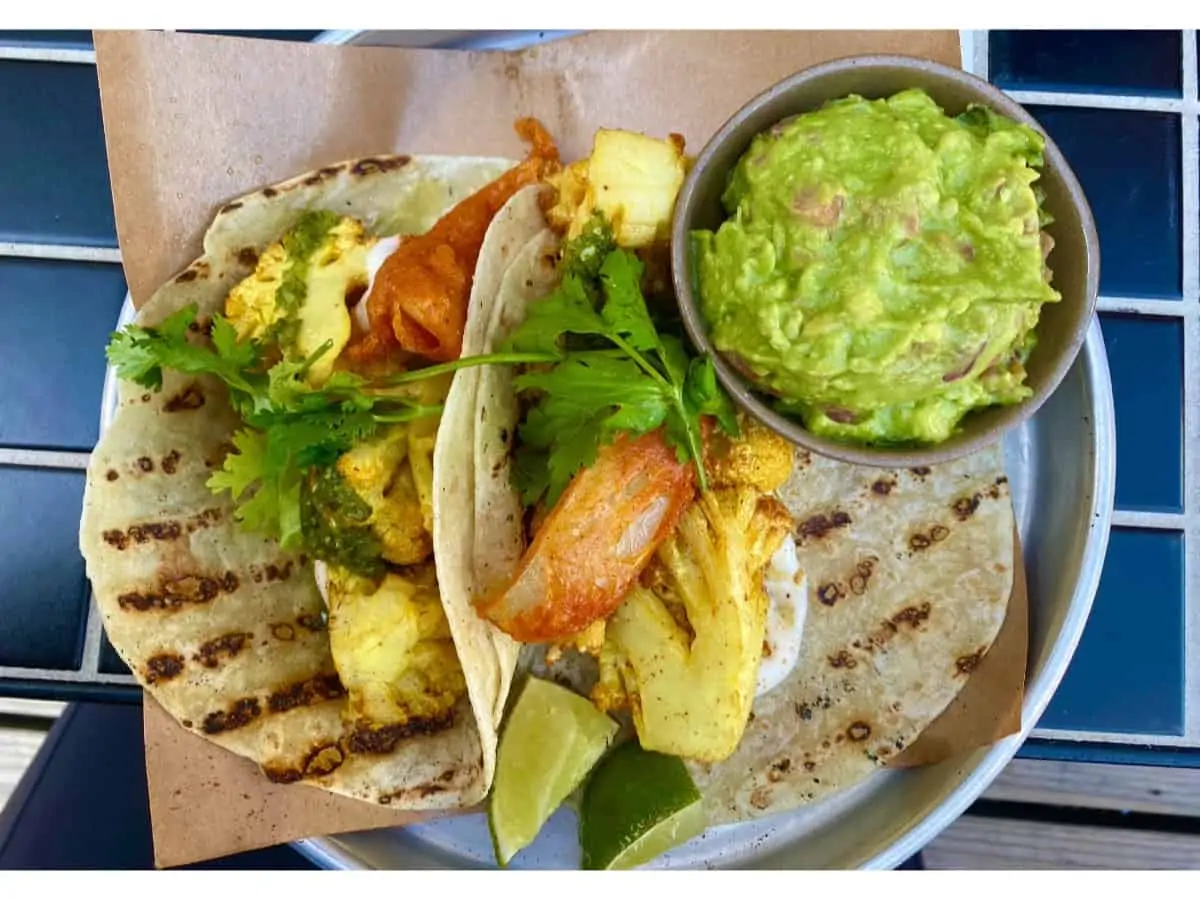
[92,28,1025,869]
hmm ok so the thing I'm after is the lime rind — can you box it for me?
[488,676,619,867]
[579,741,707,871]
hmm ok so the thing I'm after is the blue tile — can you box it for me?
[0,30,93,49]
[1040,528,1185,735]
[0,60,116,247]
[991,30,1183,97]
[99,631,130,677]
[0,259,127,451]
[0,467,88,670]
[1026,105,1181,300]
[1100,314,1184,513]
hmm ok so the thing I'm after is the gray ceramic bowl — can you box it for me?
[671,54,1100,469]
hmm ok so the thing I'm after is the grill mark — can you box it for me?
[847,721,872,742]
[870,478,896,496]
[816,582,845,606]
[164,384,206,412]
[160,450,181,475]
[296,613,326,632]
[267,672,345,714]
[953,494,981,521]
[103,520,183,550]
[117,570,239,612]
[203,698,261,734]
[956,647,987,675]
[828,649,856,669]
[137,457,154,473]
[271,623,296,641]
[194,632,252,668]
[345,709,456,756]
[848,556,878,595]
[797,510,851,542]
[891,602,932,630]
[350,156,411,177]
[263,743,345,784]
[145,653,184,684]
[105,469,119,482]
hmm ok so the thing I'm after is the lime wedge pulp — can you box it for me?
[579,741,707,870]
[489,676,619,866]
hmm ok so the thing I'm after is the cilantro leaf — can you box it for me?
[504,274,608,355]
[107,304,259,394]
[206,429,267,501]
[598,250,659,354]
[506,220,741,506]
[559,213,617,282]
[685,355,740,437]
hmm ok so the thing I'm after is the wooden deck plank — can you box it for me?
[0,728,46,812]
[0,698,65,720]
[982,757,1200,817]
[925,815,1200,869]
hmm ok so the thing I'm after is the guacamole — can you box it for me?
[691,89,1061,446]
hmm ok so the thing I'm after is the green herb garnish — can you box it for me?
[503,219,738,508]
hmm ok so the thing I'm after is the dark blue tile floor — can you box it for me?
[0,467,89,671]
[0,258,128,450]
[990,30,1183,97]
[1026,105,1182,300]
[1040,527,1186,735]
[0,60,115,247]
[1099,314,1185,514]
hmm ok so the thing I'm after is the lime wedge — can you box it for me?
[579,741,707,870]
[489,676,619,866]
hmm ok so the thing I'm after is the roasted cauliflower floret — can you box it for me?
[705,416,796,494]
[546,129,688,249]
[337,424,431,566]
[595,488,792,762]
[225,213,375,385]
[325,563,465,731]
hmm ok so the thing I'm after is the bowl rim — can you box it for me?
[670,52,1101,469]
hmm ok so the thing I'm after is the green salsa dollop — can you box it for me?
[691,89,1061,446]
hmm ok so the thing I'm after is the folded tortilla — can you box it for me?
[79,156,534,810]
[454,204,1015,825]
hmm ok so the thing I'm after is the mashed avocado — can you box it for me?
[691,89,1061,446]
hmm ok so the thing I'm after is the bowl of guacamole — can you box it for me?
[672,56,1099,467]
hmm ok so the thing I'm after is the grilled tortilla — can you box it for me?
[79,155,535,810]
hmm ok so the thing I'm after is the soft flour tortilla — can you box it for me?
[467,220,1015,826]
[692,446,1012,824]
[79,154,531,810]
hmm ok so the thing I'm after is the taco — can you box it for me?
[79,121,561,809]
[435,127,1016,853]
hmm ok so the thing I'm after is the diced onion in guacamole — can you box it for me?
[691,88,1061,446]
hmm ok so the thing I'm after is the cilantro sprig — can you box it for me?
[504,222,738,508]
[107,303,555,557]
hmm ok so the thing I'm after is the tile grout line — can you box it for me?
[1097,296,1190,317]
[0,448,90,470]
[1181,30,1199,743]
[0,667,137,686]
[1111,510,1194,530]
[1006,89,1198,115]
[78,591,104,678]
[0,46,95,64]
[0,243,121,263]
[1032,726,1200,748]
